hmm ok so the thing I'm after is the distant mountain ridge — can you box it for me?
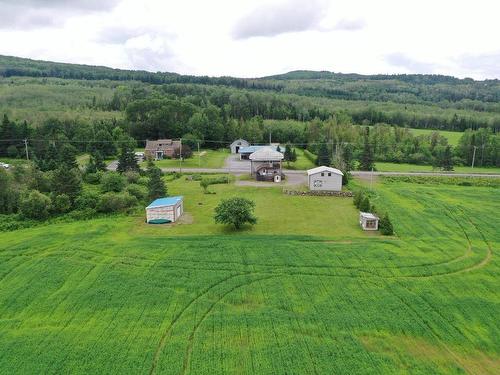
[1,55,499,105]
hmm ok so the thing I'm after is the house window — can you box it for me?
[328,172,331,176]
[321,173,324,176]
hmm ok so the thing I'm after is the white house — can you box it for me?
[146,196,183,223]
[229,139,249,154]
[307,166,344,191]
[359,212,379,231]
[249,146,284,182]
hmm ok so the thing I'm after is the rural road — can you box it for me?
[107,156,500,179]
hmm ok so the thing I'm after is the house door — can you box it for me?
[235,146,240,153]
[156,151,164,160]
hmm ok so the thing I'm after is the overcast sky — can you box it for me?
[0,0,499,79]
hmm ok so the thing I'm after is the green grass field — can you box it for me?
[143,149,229,169]
[409,128,463,146]
[0,177,498,374]
[375,162,500,174]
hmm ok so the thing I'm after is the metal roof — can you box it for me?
[146,196,183,209]
[307,166,344,176]
[239,145,283,154]
[249,146,284,161]
[360,212,378,220]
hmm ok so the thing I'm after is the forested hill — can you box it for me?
[1,55,500,108]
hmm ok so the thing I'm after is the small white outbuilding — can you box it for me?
[146,196,183,223]
[307,166,344,191]
[359,212,379,231]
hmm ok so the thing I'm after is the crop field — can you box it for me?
[0,179,498,374]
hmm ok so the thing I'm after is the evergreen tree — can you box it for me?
[86,150,107,174]
[316,143,331,166]
[359,196,371,212]
[441,145,454,171]
[117,138,139,173]
[58,143,79,170]
[379,213,394,235]
[51,167,82,202]
[291,148,297,162]
[147,162,167,200]
[360,127,374,171]
[284,144,292,162]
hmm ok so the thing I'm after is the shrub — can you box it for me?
[214,197,257,229]
[359,196,371,212]
[19,190,51,220]
[124,171,140,184]
[126,183,147,201]
[66,208,98,221]
[53,194,71,214]
[353,190,364,209]
[97,192,138,213]
[101,172,126,193]
[83,171,103,184]
[74,191,99,210]
[379,213,394,235]
[200,176,230,193]
[137,176,149,186]
[7,145,18,158]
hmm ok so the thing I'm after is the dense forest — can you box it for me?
[0,55,498,168]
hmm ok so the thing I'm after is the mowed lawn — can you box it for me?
[142,149,229,169]
[0,179,499,374]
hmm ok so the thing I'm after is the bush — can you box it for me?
[7,145,18,158]
[379,213,394,235]
[359,196,371,212]
[214,197,257,229]
[137,176,149,186]
[20,190,51,220]
[74,191,99,210]
[126,183,147,200]
[124,171,140,184]
[200,176,230,193]
[83,171,103,184]
[66,208,98,221]
[101,172,126,192]
[172,144,193,159]
[53,194,71,214]
[97,192,138,213]
[353,190,364,209]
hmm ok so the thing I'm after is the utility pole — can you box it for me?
[24,139,29,160]
[179,138,183,173]
[370,167,374,190]
[197,141,200,167]
[471,145,477,168]
[269,130,272,145]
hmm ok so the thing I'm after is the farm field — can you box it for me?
[0,178,499,374]
[143,149,229,169]
[409,128,463,146]
[375,162,500,174]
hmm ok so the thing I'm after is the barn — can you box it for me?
[307,166,344,191]
[146,196,183,223]
[229,139,249,154]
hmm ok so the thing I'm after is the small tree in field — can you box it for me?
[359,196,371,212]
[147,161,167,200]
[379,213,394,235]
[214,197,257,230]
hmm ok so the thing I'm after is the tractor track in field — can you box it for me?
[382,280,477,375]
[179,275,277,375]
[149,272,250,375]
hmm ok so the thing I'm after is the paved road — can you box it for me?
[107,156,500,179]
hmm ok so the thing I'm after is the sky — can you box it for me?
[0,0,499,79]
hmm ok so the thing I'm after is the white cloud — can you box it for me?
[0,0,499,79]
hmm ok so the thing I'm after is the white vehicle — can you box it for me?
[134,152,145,161]
[0,162,11,169]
